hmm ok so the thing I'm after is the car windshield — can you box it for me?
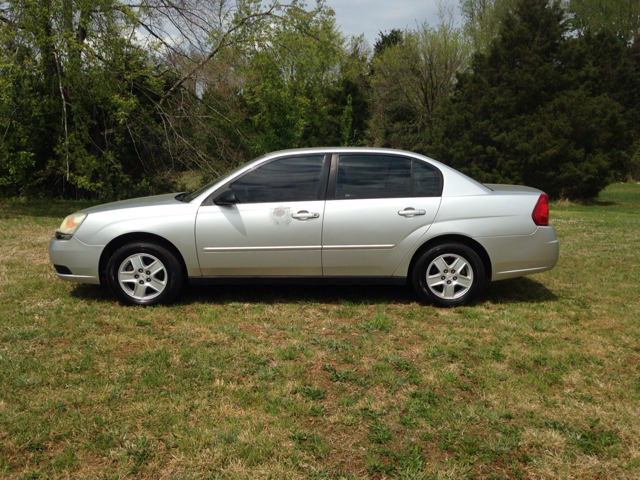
[181,157,266,203]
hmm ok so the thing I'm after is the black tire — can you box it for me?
[412,243,485,307]
[106,242,184,306]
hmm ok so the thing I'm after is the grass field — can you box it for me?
[0,184,639,479]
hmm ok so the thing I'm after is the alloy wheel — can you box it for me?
[117,253,167,300]
[425,253,474,299]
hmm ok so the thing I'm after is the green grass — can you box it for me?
[1,184,639,478]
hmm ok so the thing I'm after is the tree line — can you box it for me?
[1,0,638,200]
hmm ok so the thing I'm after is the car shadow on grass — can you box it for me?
[181,284,416,306]
[478,276,557,304]
[69,283,416,306]
[69,284,114,302]
[70,276,556,306]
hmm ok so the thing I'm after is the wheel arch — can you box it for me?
[99,232,188,285]
[408,234,492,282]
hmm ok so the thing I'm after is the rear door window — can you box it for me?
[333,155,441,199]
[335,155,412,199]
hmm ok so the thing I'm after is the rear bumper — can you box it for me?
[475,226,559,281]
[49,236,103,285]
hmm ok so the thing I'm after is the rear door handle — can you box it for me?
[398,208,426,216]
[292,210,320,220]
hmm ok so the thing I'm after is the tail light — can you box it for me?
[532,193,549,226]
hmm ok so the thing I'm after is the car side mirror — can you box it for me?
[213,189,238,206]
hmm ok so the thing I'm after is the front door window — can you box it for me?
[231,156,325,203]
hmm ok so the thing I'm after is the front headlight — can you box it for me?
[56,213,88,239]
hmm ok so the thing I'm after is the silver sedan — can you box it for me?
[49,148,559,307]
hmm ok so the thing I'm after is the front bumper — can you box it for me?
[49,236,104,285]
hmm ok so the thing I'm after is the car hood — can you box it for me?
[79,193,183,214]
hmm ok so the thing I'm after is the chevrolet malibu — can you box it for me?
[49,148,559,307]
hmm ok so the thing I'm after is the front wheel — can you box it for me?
[412,243,485,307]
[106,242,184,306]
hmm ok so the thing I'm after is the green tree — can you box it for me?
[563,0,640,180]
[369,10,470,152]
[0,0,177,198]
[431,0,631,199]
[329,36,372,147]
[238,2,347,154]
[373,29,404,57]
[175,3,369,172]
[565,0,640,42]
[460,0,519,53]
[0,0,298,198]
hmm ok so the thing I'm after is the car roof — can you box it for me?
[194,147,490,201]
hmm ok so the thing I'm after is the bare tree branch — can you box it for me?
[158,4,279,105]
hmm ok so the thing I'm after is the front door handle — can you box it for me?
[398,208,426,216]
[292,210,320,220]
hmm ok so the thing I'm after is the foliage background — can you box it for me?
[0,0,639,200]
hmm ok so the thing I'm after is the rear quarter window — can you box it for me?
[413,161,442,197]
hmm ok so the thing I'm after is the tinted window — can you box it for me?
[413,161,442,197]
[231,156,324,203]
[335,155,411,199]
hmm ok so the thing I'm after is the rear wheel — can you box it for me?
[106,242,184,306]
[412,243,484,307]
